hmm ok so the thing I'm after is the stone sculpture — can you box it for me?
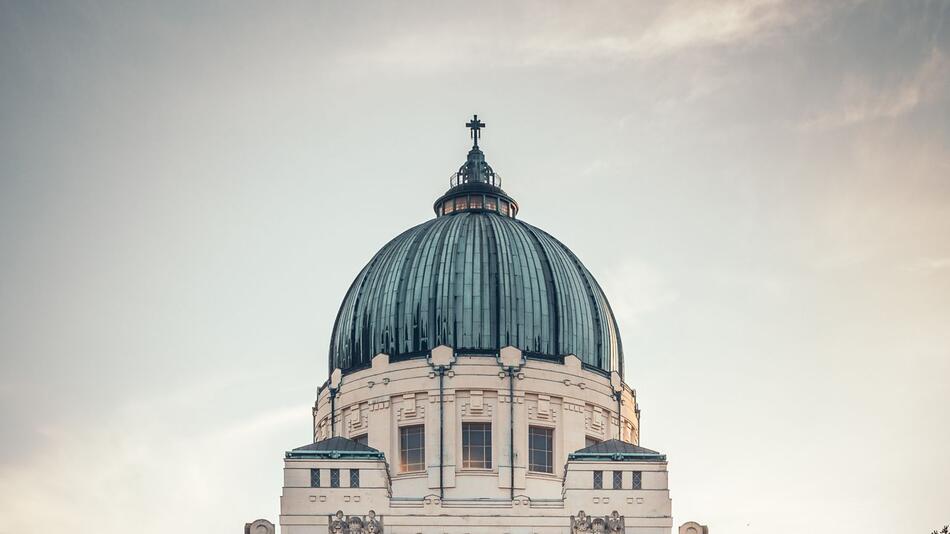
[572,511,624,534]
[607,511,625,534]
[326,510,383,534]
[571,511,592,534]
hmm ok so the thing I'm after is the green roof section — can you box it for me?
[286,436,385,460]
[568,439,666,462]
[329,211,624,376]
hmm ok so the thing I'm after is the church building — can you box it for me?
[273,116,674,534]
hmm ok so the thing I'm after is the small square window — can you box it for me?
[613,470,623,489]
[456,197,469,210]
[350,469,360,488]
[330,468,340,488]
[352,434,368,446]
[310,468,320,488]
[485,197,497,211]
[470,196,483,209]
[444,201,455,214]
[632,471,642,490]
[593,470,603,489]
[585,436,600,448]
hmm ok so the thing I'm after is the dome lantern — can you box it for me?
[433,114,519,217]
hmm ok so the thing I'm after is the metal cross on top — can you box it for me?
[466,114,485,147]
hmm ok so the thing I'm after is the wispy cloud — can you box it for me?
[524,0,814,61]
[600,258,678,332]
[346,0,824,70]
[801,47,949,130]
[0,384,302,534]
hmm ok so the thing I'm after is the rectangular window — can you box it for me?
[455,197,469,210]
[400,425,425,472]
[462,422,492,469]
[613,470,623,489]
[593,470,603,489]
[500,200,510,216]
[585,436,600,448]
[310,468,320,488]
[485,197,497,211]
[352,434,368,446]
[350,469,360,488]
[330,468,340,488]
[443,201,455,214]
[470,196,483,209]
[528,426,554,474]
[632,471,642,490]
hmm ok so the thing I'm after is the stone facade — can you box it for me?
[279,346,673,534]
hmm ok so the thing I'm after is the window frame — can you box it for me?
[349,469,360,488]
[632,470,642,490]
[527,425,555,474]
[330,468,340,488]
[399,424,426,473]
[613,470,623,490]
[593,470,603,489]
[310,468,320,488]
[461,421,493,470]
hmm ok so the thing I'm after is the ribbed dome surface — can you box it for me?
[329,211,623,374]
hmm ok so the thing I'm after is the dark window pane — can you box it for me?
[593,470,603,489]
[400,425,425,472]
[310,468,320,488]
[632,471,642,490]
[613,470,623,489]
[353,434,368,446]
[330,468,340,488]
[462,422,492,469]
[585,436,600,448]
[528,426,553,473]
[350,469,360,488]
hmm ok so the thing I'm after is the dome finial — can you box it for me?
[466,114,485,148]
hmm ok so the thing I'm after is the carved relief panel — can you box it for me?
[395,393,425,422]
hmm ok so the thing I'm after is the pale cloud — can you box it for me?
[801,47,950,130]
[0,385,301,534]
[600,258,678,332]
[347,0,824,70]
[581,0,812,60]
[907,256,950,274]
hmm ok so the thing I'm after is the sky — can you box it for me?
[0,1,948,533]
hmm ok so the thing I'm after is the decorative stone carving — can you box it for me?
[607,511,625,534]
[366,510,382,534]
[571,511,592,534]
[244,519,275,534]
[330,510,347,534]
[571,511,624,534]
[397,393,424,420]
[327,510,383,534]
[591,517,606,533]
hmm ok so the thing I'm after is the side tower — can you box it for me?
[280,117,673,534]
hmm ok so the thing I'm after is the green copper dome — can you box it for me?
[328,116,623,375]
